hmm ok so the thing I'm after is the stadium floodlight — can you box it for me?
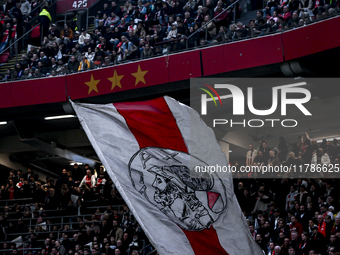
[44,115,75,120]
[70,162,83,165]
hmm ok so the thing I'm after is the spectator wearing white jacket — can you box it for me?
[85,47,95,64]
[80,169,96,188]
[311,148,331,166]
[78,29,91,46]
[286,185,298,210]
[165,24,178,40]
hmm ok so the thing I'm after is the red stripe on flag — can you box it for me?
[114,97,187,152]
[182,226,229,255]
[114,97,229,255]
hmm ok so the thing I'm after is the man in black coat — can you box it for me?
[311,225,326,254]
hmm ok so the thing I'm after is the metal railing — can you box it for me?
[0,17,17,22]
[4,215,123,241]
[6,213,95,224]
[64,8,89,31]
[28,220,104,231]
[0,202,43,210]
[3,204,122,217]
[5,209,121,224]
[0,198,33,206]
[139,243,154,255]
[146,249,157,255]
[86,205,123,210]
[30,0,48,17]
[6,229,81,237]
[0,248,42,253]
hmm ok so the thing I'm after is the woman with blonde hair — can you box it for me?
[123,0,134,15]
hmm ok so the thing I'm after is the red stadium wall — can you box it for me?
[10,76,67,107]
[0,15,339,109]
[201,33,283,76]
[281,17,340,61]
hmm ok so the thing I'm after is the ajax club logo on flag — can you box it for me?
[128,147,227,231]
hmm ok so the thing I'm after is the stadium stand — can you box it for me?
[0,0,338,80]
[0,164,152,255]
[1,134,340,254]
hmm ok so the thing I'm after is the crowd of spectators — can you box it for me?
[0,0,49,60]
[1,0,339,81]
[233,132,340,255]
[2,130,340,255]
[0,164,150,255]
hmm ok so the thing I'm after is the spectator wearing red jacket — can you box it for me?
[214,6,229,30]
[29,21,40,46]
[290,216,304,238]
[0,23,11,52]
[279,5,292,22]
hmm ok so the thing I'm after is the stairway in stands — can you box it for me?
[0,51,25,74]
[88,23,95,33]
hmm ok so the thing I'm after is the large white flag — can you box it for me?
[71,96,262,255]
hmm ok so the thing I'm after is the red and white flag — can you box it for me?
[71,96,262,255]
